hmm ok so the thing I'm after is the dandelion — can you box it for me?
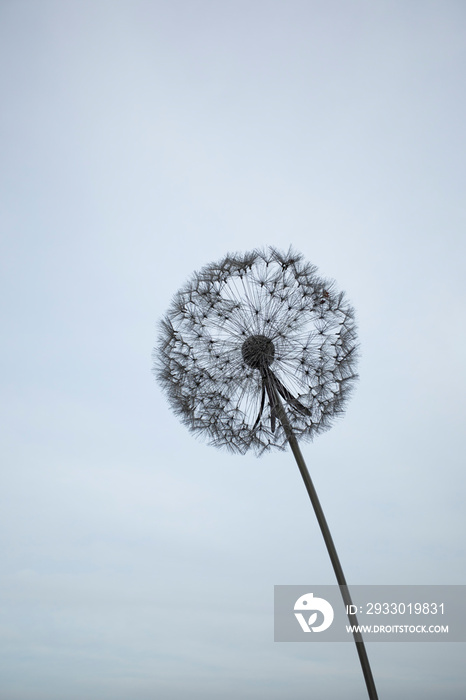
[154,247,378,699]
[156,247,358,453]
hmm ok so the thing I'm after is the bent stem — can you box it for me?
[274,396,379,700]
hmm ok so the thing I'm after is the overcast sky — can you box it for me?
[1,1,465,698]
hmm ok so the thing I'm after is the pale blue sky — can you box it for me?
[1,1,465,698]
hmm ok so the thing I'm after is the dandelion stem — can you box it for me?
[274,396,379,700]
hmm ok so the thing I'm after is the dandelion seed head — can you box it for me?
[154,247,359,455]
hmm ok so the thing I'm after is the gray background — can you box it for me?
[1,1,465,699]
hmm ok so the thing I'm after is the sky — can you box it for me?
[1,1,465,698]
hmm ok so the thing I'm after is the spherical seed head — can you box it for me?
[154,246,359,455]
[241,335,275,370]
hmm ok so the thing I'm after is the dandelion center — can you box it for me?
[241,334,275,370]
